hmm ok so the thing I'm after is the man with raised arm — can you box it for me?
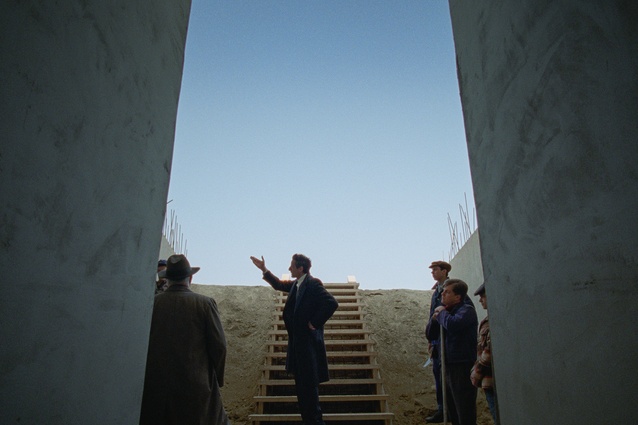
[250,254,338,425]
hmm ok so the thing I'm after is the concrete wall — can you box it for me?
[449,230,486,322]
[0,2,191,424]
[159,235,177,261]
[449,1,638,424]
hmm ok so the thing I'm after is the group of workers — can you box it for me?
[141,254,497,425]
[425,260,498,425]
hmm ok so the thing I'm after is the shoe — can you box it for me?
[425,410,444,423]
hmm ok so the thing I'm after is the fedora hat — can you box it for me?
[158,254,200,280]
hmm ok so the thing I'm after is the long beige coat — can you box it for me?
[140,285,230,425]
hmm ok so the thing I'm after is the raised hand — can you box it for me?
[250,255,267,272]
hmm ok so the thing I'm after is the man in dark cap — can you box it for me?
[140,254,230,425]
[155,259,168,294]
[471,283,499,424]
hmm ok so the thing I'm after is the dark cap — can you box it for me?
[158,254,200,280]
[157,259,167,267]
[429,261,452,272]
[474,283,486,296]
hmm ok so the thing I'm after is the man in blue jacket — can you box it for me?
[429,279,478,425]
[251,254,338,425]
[425,261,475,423]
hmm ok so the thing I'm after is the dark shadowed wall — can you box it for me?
[449,1,638,423]
[0,1,191,423]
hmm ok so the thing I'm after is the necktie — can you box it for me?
[289,281,298,309]
[294,281,302,309]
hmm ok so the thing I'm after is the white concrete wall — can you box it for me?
[449,230,486,322]
[159,235,176,261]
[449,1,638,423]
[0,1,191,424]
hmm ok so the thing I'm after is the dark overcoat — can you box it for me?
[140,285,230,425]
[263,271,338,386]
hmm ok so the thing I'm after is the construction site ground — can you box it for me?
[192,284,493,425]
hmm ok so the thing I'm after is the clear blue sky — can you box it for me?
[166,0,476,290]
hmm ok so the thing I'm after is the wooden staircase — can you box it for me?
[250,282,394,425]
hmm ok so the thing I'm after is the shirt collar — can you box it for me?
[436,279,447,293]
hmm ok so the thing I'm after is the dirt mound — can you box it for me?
[192,284,492,425]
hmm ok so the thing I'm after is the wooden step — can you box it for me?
[274,302,363,310]
[262,364,380,372]
[253,394,389,403]
[267,351,378,358]
[276,291,362,298]
[268,329,371,337]
[259,378,385,386]
[249,412,394,422]
[266,339,375,348]
[273,319,366,325]
[325,284,360,291]
[253,281,392,425]
[274,310,365,320]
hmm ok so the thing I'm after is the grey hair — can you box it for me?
[168,276,190,287]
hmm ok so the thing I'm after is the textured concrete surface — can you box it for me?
[449,230,485,322]
[0,1,191,423]
[449,1,638,423]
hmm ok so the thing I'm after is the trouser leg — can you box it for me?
[446,362,477,425]
[295,375,324,425]
[484,389,498,425]
[432,355,444,411]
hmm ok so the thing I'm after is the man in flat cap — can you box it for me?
[140,254,230,425]
[424,260,453,423]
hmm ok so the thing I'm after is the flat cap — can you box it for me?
[428,261,452,272]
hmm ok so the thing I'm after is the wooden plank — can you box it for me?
[249,412,394,421]
[258,378,385,385]
[274,311,365,319]
[323,282,359,286]
[268,329,371,336]
[254,282,393,425]
[274,303,364,311]
[253,394,389,402]
[262,363,380,371]
[268,351,378,358]
[265,341,376,350]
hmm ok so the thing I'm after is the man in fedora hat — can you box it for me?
[140,254,230,425]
